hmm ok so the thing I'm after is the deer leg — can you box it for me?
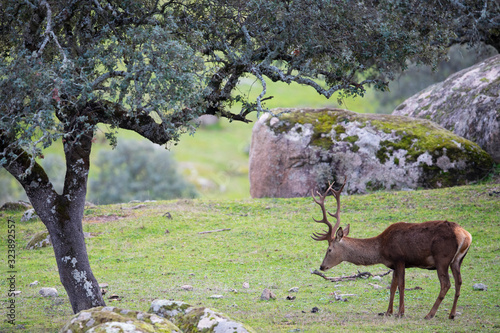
[425,264,451,320]
[396,262,405,318]
[449,260,462,320]
[386,269,399,316]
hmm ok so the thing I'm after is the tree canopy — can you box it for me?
[0,0,498,314]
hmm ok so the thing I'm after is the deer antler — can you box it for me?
[311,182,336,242]
[328,176,346,234]
[311,177,347,242]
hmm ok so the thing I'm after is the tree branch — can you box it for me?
[92,71,127,90]
[311,269,393,282]
[37,0,70,67]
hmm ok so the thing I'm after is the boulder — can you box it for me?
[249,108,493,196]
[393,54,500,162]
[149,300,255,333]
[26,231,51,250]
[60,306,181,333]
[0,201,31,211]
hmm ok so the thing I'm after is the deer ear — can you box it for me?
[335,227,344,241]
[343,224,350,237]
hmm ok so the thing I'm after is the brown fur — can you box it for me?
[317,220,472,319]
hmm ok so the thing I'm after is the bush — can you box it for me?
[89,140,197,204]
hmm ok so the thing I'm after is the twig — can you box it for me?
[198,228,231,234]
[311,269,392,282]
[37,1,71,68]
[251,67,267,116]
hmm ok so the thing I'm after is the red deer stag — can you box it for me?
[311,179,472,319]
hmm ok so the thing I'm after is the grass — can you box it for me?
[0,182,498,332]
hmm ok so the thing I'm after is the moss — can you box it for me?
[26,230,51,249]
[366,181,384,192]
[61,307,179,333]
[269,109,365,150]
[345,135,359,143]
[368,116,478,164]
[175,307,213,332]
[480,76,500,97]
[333,124,346,138]
[153,301,191,314]
[421,104,432,111]
[376,146,390,164]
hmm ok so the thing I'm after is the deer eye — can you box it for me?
[328,248,332,253]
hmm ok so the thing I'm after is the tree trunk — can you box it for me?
[45,204,105,313]
[1,126,106,313]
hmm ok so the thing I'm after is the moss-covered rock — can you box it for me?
[393,54,500,162]
[0,201,31,211]
[249,108,493,196]
[59,306,181,333]
[26,230,51,250]
[149,300,256,333]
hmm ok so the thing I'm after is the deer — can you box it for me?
[311,179,472,320]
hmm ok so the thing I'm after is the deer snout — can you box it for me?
[319,265,326,271]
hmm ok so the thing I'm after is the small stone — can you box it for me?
[473,283,487,291]
[286,295,296,301]
[181,284,193,291]
[29,280,39,287]
[21,209,38,222]
[99,283,109,289]
[242,282,250,289]
[288,287,299,292]
[372,276,382,281]
[12,291,21,296]
[260,288,276,301]
[209,295,223,299]
[39,287,58,297]
[368,283,383,290]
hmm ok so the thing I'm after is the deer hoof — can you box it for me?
[449,314,455,320]
[424,314,434,320]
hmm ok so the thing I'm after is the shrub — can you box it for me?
[89,140,197,204]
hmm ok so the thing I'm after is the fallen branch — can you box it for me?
[311,269,392,282]
[198,228,231,234]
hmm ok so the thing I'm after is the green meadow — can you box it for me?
[0,181,499,332]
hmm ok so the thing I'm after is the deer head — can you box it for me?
[311,178,348,271]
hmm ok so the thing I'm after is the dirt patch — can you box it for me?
[84,214,128,224]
